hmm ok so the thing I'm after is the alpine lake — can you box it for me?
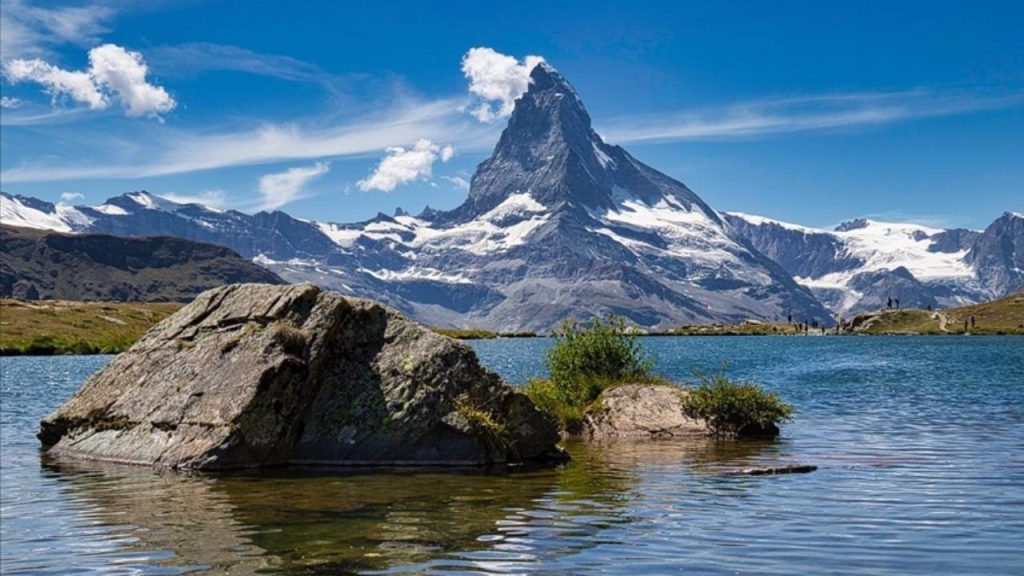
[1,336,1022,575]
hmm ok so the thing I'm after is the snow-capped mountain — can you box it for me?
[0,63,831,330]
[3,63,1018,328]
[724,212,1023,315]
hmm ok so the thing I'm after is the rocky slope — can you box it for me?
[0,63,832,330]
[724,212,1022,316]
[39,283,563,469]
[1,225,284,301]
[3,64,1019,326]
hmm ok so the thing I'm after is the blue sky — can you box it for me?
[1,0,1021,229]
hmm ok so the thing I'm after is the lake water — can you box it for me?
[1,336,1023,575]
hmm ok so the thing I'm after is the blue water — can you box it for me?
[1,337,1023,574]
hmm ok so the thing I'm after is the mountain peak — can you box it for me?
[528,62,577,95]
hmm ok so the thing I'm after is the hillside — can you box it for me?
[0,225,284,302]
[0,299,183,355]
[848,293,1024,335]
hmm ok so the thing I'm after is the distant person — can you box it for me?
[887,297,893,309]
[787,313,792,324]
[926,304,932,312]
[970,315,976,328]
[964,319,969,332]
[895,298,901,310]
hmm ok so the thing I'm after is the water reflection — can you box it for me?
[40,437,771,574]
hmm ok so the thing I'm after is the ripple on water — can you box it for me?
[2,337,1024,575]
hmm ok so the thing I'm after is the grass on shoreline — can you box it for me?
[849,293,1024,335]
[0,299,182,355]
[432,328,538,340]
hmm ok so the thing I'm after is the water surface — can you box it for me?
[1,336,1022,574]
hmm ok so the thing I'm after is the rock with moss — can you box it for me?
[39,283,563,470]
[581,384,710,439]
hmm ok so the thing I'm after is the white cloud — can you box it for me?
[59,191,83,203]
[357,139,455,192]
[3,43,175,118]
[442,175,470,191]
[160,189,228,209]
[0,96,22,108]
[87,44,176,117]
[3,58,108,109]
[461,47,544,122]
[258,162,329,211]
[440,144,455,161]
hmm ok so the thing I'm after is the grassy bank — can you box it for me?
[432,328,538,340]
[849,293,1024,335]
[663,321,803,336]
[0,299,183,355]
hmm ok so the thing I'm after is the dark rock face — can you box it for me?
[845,267,939,312]
[39,283,562,469]
[723,214,859,279]
[0,225,284,302]
[966,212,1024,297]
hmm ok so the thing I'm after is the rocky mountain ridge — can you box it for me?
[2,62,1020,326]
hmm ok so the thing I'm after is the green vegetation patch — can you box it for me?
[523,315,795,438]
[432,327,537,340]
[0,299,182,355]
[682,371,794,438]
[666,321,802,336]
[525,315,658,430]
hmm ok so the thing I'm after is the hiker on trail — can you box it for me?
[788,313,792,324]
[895,298,901,310]
[887,297,893,309]
[964,319,969,332]
[970,315,976,328]
[926,304,932,312]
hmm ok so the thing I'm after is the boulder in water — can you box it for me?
[39,283,563,469]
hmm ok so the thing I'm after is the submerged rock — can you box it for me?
[738,464,817,476]
[39,283,562,470]
[582,384,710,439]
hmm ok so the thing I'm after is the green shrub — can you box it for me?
[683,371,793,438]
[547,315,652,387]
[524,377,589,432]
[525,315,653,430]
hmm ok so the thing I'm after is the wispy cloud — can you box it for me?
[145,42,359,98]
[0,97,492,182]
[442,175,470,191]
[258,162,329,210]
[601,89,1024,143]
[159,188,228,209]
[2,83,1020,185]
[0,0,116,60]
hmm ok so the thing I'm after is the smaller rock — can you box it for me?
[581,384,710,439]
[739,464,817,476]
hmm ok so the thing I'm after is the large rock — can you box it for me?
[582,384,710,439]
[39,283,562,469]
